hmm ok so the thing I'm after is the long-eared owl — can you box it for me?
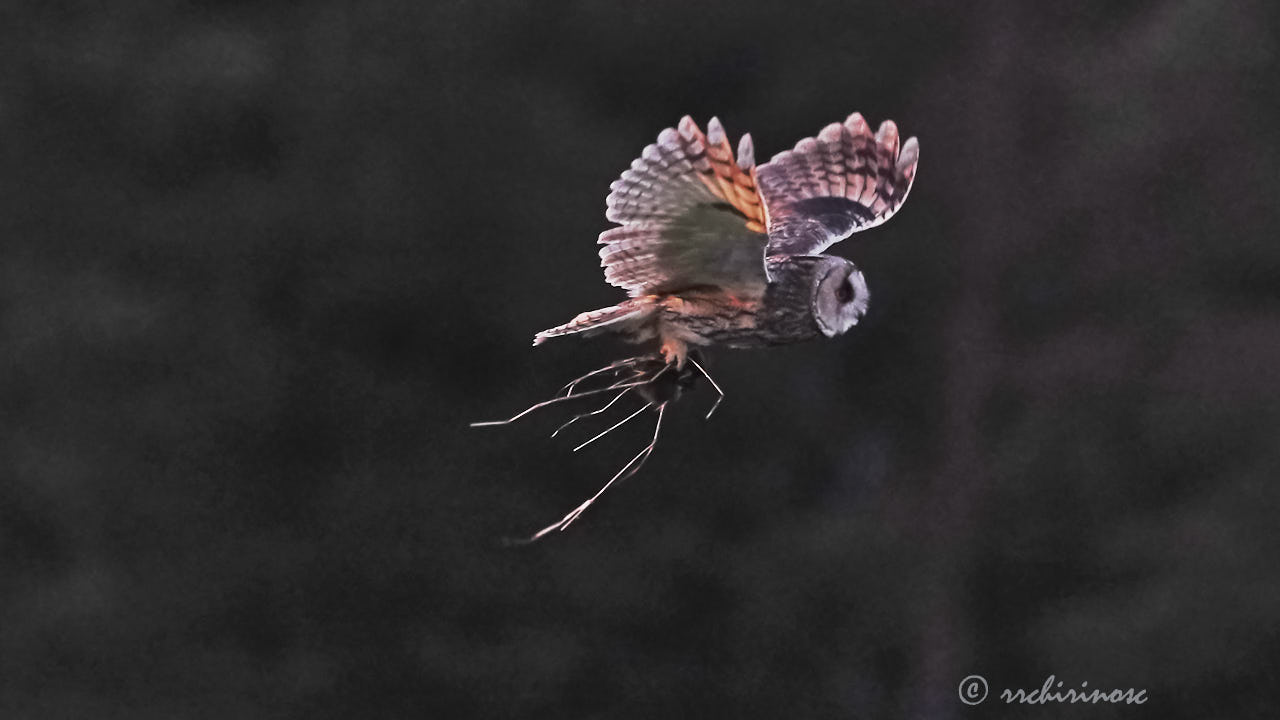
[533,113,918,367]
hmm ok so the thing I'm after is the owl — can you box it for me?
[533,112,919,368]
[477,112,918,541]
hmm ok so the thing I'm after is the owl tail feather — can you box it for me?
[533,298,656,346]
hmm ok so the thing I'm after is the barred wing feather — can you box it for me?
[756,113,919,257]
[598,116,770,297]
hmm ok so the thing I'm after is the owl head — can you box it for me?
[811,255,869,337]
[760,254,870,342]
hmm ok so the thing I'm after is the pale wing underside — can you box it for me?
[599,116,770,297]
[756,113,919,256]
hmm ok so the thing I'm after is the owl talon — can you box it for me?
[660,339,688,369]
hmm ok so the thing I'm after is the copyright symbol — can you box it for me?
[958,674,988,705]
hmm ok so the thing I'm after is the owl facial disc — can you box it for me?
[812,257,870,338]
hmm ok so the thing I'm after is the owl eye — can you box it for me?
[835,278,855,304]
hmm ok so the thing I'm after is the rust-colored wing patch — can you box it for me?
[599,116,770,297]
[687,117,767,232]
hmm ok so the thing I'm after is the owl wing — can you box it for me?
[756,113,919,256]
[599,116,771,298]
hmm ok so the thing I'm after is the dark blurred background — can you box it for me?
[3,1,1278,718]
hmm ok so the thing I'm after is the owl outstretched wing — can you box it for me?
[599,116,770,297]
[756,113,919,256]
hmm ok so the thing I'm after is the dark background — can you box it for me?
[3,1,1278,718]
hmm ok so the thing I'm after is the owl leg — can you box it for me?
[516,402,668,544]
[659,337,688,369]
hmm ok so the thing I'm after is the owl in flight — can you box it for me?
[534,112,919,368]
[476,113,917,542]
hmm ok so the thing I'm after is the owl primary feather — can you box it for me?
[476,112,918,542]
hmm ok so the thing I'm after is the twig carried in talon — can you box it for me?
[469,378,655,427]
[557,356,645,397]
[523,403,668,543]
[687,355,724,420]
[551,388,633,438]
[572,403,652,452]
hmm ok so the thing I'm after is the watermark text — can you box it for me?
[958,674,1147,706]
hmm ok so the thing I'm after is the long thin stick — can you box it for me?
[521,403,668,543]
[688,355,724,420]
[572,402,651,452]
[557,357,645,396]
[551,388,632,438]
[469,379,652,427]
